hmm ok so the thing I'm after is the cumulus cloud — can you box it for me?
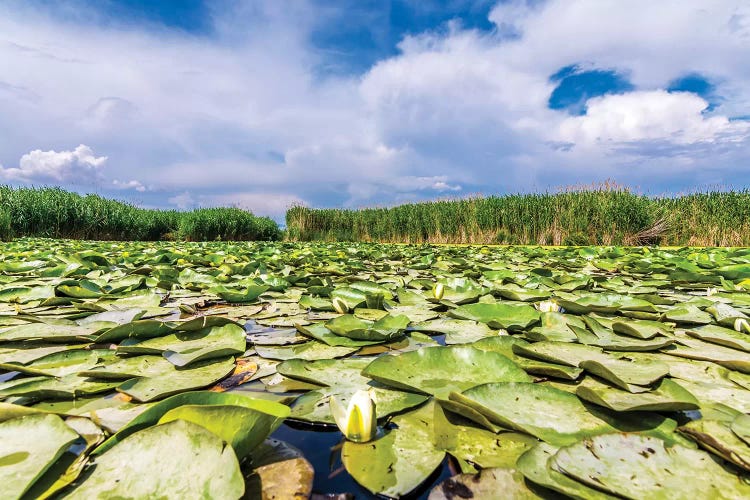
[558,91,750,147]
[0,144,107,184]
[112,179,147,192]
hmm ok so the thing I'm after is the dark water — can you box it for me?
[271,421,454,499]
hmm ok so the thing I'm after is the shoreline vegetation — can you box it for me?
[2,184,750,246]
[0,186,280,242]
[286,185,750,247]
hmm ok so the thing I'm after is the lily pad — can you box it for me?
[551,433,750,499]
[517,442,616,500]
[66,420,245,499]
[116,357,236,402]
[325,314,409,342]
[576,377,699,412]
[362,345,530,398]
[449,303,540,331]
[450,382,615,445]
[342,402,445,498]
[0,414,78,499]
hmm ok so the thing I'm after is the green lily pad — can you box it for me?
[0,349,101,377]
[66,420,244,499]
[576,377,699,412]
[325,314,409,341]
[96,390,289,454]
[686,324,750,352]
[342,402,445,498]
[611,319,671,339]
[578,356,670,392]
[118,323,246,367]
[116,357,236,402]
[450,382,615,445]
[410,318,499,344]
[550,433,750,499]
[277,358,427,423]
[214,284,269,303]
[513,341,608,367]
[254,341,357,361]
[667,336,750,373]
[517,442,616,500]
[362,345,530,398]
[79,355,176,379]
[679,418,750,472]
[448,303,540,331]
[0,414,78,499]
[295,323,379,347]
[732,413,750,446]
[433,403,538,469]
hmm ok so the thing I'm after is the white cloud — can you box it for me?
[558,91,750,147]
[112,179,147,192]
[0,144,107,184]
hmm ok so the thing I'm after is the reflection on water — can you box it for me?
[271,421,453,499]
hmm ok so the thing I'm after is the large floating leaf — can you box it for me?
[116,357,235,402]
[450,382,614,445]
[578,356,670,392]
[254,340,357,360]
[679,418,750,472]
[362,345,530,398]
[325,314,409,341]
[433,403,537,469]
[410,318,499,344]
[342,402,445,498]
[517,442,616,500]
[448,303,540,331]
[119,323,246,367]
[67,420,245,499]
[277,358,426,423]
[0,414,78,499]
[576,377,699,412]
[551,433,750,499]
[96,390,289,454]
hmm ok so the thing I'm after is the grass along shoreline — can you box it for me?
[0,186,280,242]
[286,187,750,246]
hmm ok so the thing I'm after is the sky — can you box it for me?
[1,0,749,221]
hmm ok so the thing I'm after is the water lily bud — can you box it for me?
[332,297,349,314]
[433,283,445,300]
[706,287,717,297]
[330,390,377,443]
[735,318,750,334]
[536,300,562,313]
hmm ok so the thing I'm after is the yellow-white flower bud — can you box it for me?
[332,297,349,314]
[433,283,445,300]
[536,300,562,313]
[330,390,377,443]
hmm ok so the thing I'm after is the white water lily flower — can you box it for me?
[330,390,377,443]
[332,296,349,314]
[536,300,562,313]
[735,318,750,334]
[433,283,445,300]
[706,287,717,297]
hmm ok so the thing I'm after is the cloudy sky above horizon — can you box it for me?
[1,0,749,221]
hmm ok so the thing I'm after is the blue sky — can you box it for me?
[1,1,749,220]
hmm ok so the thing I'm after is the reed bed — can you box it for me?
[286,187,750,246]
[0,186,280,241]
